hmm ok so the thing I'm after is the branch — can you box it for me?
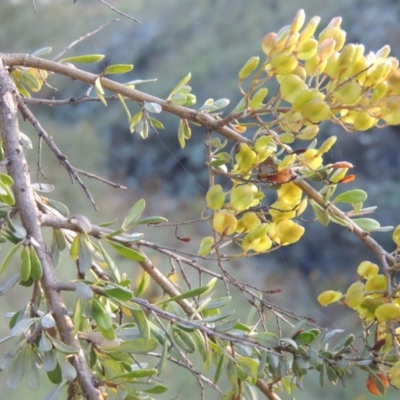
[0,60,101,400]
[1,54,248,145]
[295,179,394,264]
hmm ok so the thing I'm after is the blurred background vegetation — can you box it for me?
[2,0,400,398]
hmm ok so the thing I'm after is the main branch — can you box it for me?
[0,60,101,400]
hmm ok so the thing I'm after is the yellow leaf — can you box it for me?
[375,303,400,322]
[357,261,379,279]
[269,201,296,222]
[277,182,302,207]
[213,212,237,235]
[365,274,387,292]
[344,282,364,309]
[275,220,305,245]
[317,290,342,306]
[230,185,254,211]
[206,185,225,211]
[198,237,215,256]
[393,225,400,247]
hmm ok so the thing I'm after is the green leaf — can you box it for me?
[237,356,259,379]
[214,318,240,332]
[43,197,69,217]
[101,338,158,354]
[201,310,235,323]
[326,363,338,384]
[333,189,367,204]
[61,362,77,382]
[7,346,26,389]
[48,337,78,354]
[131,308,150,343]
[294,331,319,345]
[252,332,280,348]
[10,318,37,337]
[172,327,196,353]
[144,102,162,114]
[310,199,330,226]
[106,240,145,262]
[212,98,230,110]
[20,246,31,282]
[25,345,39,389]
[94,77,107,106]
[168,72,191,98]
[117,93,131,122]
[110,368,157,381]
[352,218,381,232]
[157,285,210,305]
[122,199,146,230]
[29,245,43,280]
[0,274,21,296]
[92,298,114,332]
[331,334,355,353]
[148,117,165,130]
[125,78,158,86]
[43,349,57,372]
[142,383,168,394]
[135,272,150,297]
[0,242,22,278]
[46,362,62,384]
[157,336,168,375]
[97,241,121,282]
[31,46,52,57]
[75,282,93,300]
[103,285,133,302]
[78,235,93,273]
[0,338,26,370]
[205,296,231,309]
[39,333,53,352]
[329,214,349,227]
[104,64,133,74]
[214,353,224,384]
[70,234,80,261]
[60,54,105,63]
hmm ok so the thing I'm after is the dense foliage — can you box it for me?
[1,5,400,400]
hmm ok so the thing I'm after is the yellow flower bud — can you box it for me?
[239,56,260,80]
[298,16,321,43]
[291,9,306,33]
[296,38,318,60]
[268,52,298,76]
[262,32,277,56]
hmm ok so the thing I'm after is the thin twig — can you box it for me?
[53,19,122,61]
[24,95,124,106]
[17,98,98,209]
[76,168,127,189]
[97,0,142,24]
